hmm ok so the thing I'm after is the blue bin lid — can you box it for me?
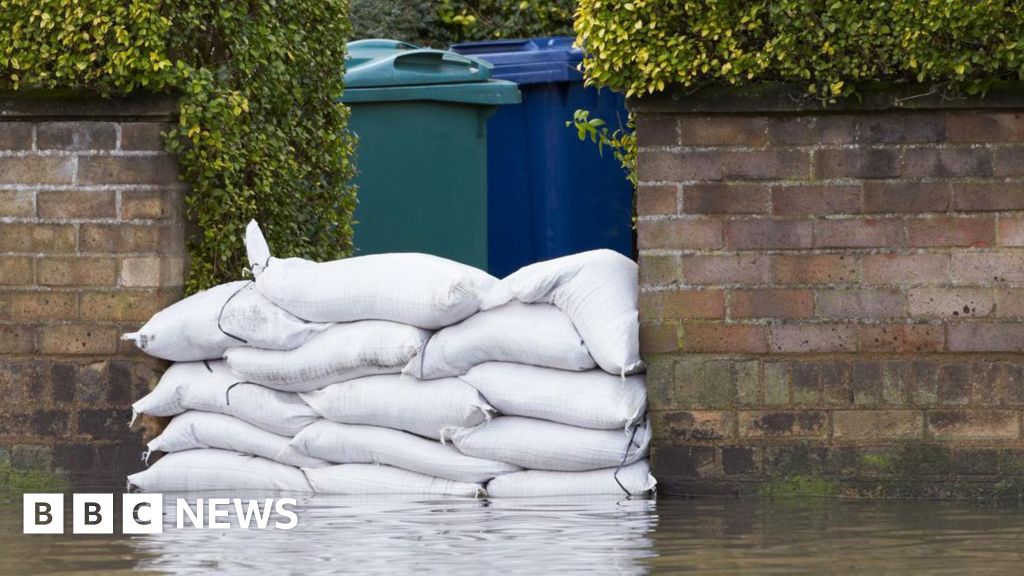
[450,36,583,85]
[342,39,521,105]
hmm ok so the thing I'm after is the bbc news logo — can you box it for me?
[23,494,298,534]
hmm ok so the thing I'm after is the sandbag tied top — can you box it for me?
[304,464,486,497]
[485,460,656,498]
[122,281,329,362]
[443,416,651,472]
[299,374,493,440]
[132,361,318,437]
[127,448,313,493]
[147,411,328,469]
[225,321,430,393]
[403,302,596,380]
[291,421,520,484]
[461,363,647,431]
[480,250,642,376]
[245,220,498,329]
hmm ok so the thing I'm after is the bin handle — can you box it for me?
[348,38,420,51]
[393,50,481,72]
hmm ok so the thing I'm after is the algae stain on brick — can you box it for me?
[761,475,841,498]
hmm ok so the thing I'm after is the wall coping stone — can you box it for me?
[0,91,179,120]
[630,81,1024,114]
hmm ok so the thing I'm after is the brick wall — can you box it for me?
[0,95,185,486]
[634,86,1024,497]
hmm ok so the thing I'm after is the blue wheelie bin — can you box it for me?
[452,37,634,278]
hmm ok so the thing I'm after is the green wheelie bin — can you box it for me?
[342,40,521,269]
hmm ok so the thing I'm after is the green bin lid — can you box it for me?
[341,39,521,105]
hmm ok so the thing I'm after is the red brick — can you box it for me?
[927,410,1020,440]
[946,112,1024,143]
[862,253,948,285]
[906,217,995,248]
[637,184,677,215]
[994,146,1024,176]
[902,147,993,178]
[0,291,77,320]
[678,116,766,146]
[77,156,180,185]
[640,290,724,320]
[907,288,994,319]
[638,150,722,181]
[771,324,857,353]
[814,148,900,179]
[682,323,767,353]
[0,257,34,285]
[817,288,905,320]
[0,156,75,185]
[37,190,117,219]
[721,150,811,180]
[952,253,1024,285]
[833,410,924,439]
[948,323,1024,352]
[0,190,34,217]
[640,322,679,355]
[814,218,902,248]
[739,411,827,438]
[683,255,770,285]
[683,183,768,214]
[995,290,1024,318]
[36,122,116,150]
[730,289,814,319]
[37,257,117,287]
[652,411,737,443]
[857,324,945,353]
[80,291,174,322]
[952,181,1024,211]
[862,181,950,213]
[767,116,857,145]
[998,218,1024,247]
[725,219,813,249]
[770,184,861,215]
[0,224,76,253]
[38,324,120,355]
[639,254,683,286]
[772,255,858,284]
[121,188,183,220]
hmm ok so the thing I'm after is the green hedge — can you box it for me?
[575,0,1024,100]
[2,1,356,292]
[351,0,574,47]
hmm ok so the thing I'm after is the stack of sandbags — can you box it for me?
[126,222,499,496]
[404,250,655,497]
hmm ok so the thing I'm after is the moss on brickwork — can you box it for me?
[0,463,70,495]
[761,475,841,498]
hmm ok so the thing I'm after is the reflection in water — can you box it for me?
[5,495,1024,575]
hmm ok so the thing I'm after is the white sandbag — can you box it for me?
[148,411,327,469]
[132,361,318,437]
[443,416,650,472]
[299,374,493,440]
[225,321,429,392]
[403,302,595,380]
[304,464,485,497]
[122,281,328,362]
[481,250,642,376]
[245,220,497,329]
[291,421,519,483]
[461,362,646,430]
[486,460,656,497]
[127,449,312,492]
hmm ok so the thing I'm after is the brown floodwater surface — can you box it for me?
[2,494,1024,575]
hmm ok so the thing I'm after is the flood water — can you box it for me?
[3,493,1024,575]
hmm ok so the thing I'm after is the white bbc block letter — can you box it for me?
[73,494,113,534]
[23,494,63,534]
[123,494,164,534]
